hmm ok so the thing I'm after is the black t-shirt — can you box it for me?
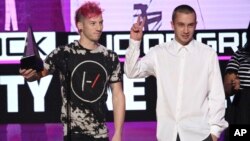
[44,41,122,138]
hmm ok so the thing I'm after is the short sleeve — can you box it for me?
[109,52,122,83]
[44,46,67,74]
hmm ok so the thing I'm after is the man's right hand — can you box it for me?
[231,76,240,91]
[19,68,40,81]
[130,16,145,41]
[224,72,240,96]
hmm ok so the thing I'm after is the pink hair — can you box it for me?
[75,1,103,25]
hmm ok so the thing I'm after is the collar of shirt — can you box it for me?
[169,39,195,55]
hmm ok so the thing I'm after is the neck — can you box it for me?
[78,37,98,50]
[175,39,192,46]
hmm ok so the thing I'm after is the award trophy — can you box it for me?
[20,26,43,72]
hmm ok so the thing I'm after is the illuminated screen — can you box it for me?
[0,0,249,123]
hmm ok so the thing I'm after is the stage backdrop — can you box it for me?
[0,29,248,123]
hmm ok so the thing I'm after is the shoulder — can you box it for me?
[98,44,118,55]
[190,40,219,61]
[47,42,77,59]
[54,42,75,52]
[94,45,120,62]
[193,40,216,54]
[148,42,172,52]
[194,40,212,49]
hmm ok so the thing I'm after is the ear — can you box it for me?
[171,21,174,30]
[76,22,83,31]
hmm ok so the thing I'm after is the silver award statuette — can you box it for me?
[20,26,43,72]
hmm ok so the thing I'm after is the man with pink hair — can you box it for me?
[20,1,125,141]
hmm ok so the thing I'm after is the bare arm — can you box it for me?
[211,134,218,141]
[110,82,125,141]
[19,68,48,82]
[224,72,240,96]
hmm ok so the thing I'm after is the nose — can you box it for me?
[96,24,103,31]
[184,26,188,33]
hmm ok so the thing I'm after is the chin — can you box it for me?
[92,38,100,42]
[182,39,192,45]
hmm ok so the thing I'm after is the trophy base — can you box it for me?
[20,55,44,72]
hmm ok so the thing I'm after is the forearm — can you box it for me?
[209,86,228,137]
[124,39,141,78]
[112,92,125,135]
[211,134,218,141]
[224,72,238,96]
[209,94,228,137]
[224,82,233,96]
